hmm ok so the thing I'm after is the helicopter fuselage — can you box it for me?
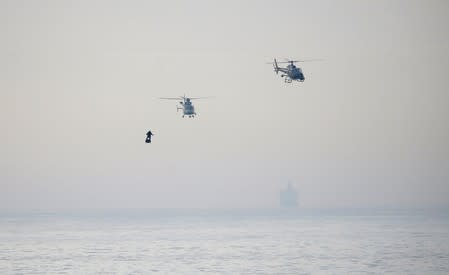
[270,59,308,83]
[279,64,305,82]
[160,95,211,118]
[178,99,196,117]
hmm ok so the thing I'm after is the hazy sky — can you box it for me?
[1,0,448,211]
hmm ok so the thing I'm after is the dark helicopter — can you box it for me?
[267,58,322,83]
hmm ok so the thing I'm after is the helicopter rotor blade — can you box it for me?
[296,59,325,62]
[275,59,324,64]
[159,96,215,101]
[188,96,215,100]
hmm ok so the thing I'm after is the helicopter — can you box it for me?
[159,95,212,118]
[267,58,321,83]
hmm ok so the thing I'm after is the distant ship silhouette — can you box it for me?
[280,183,298,208]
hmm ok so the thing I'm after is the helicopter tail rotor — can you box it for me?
[266,59,280,74]
[273,58,279,74]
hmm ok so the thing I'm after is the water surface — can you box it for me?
[1,209,448,274]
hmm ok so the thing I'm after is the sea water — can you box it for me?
[1,209,448,274]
